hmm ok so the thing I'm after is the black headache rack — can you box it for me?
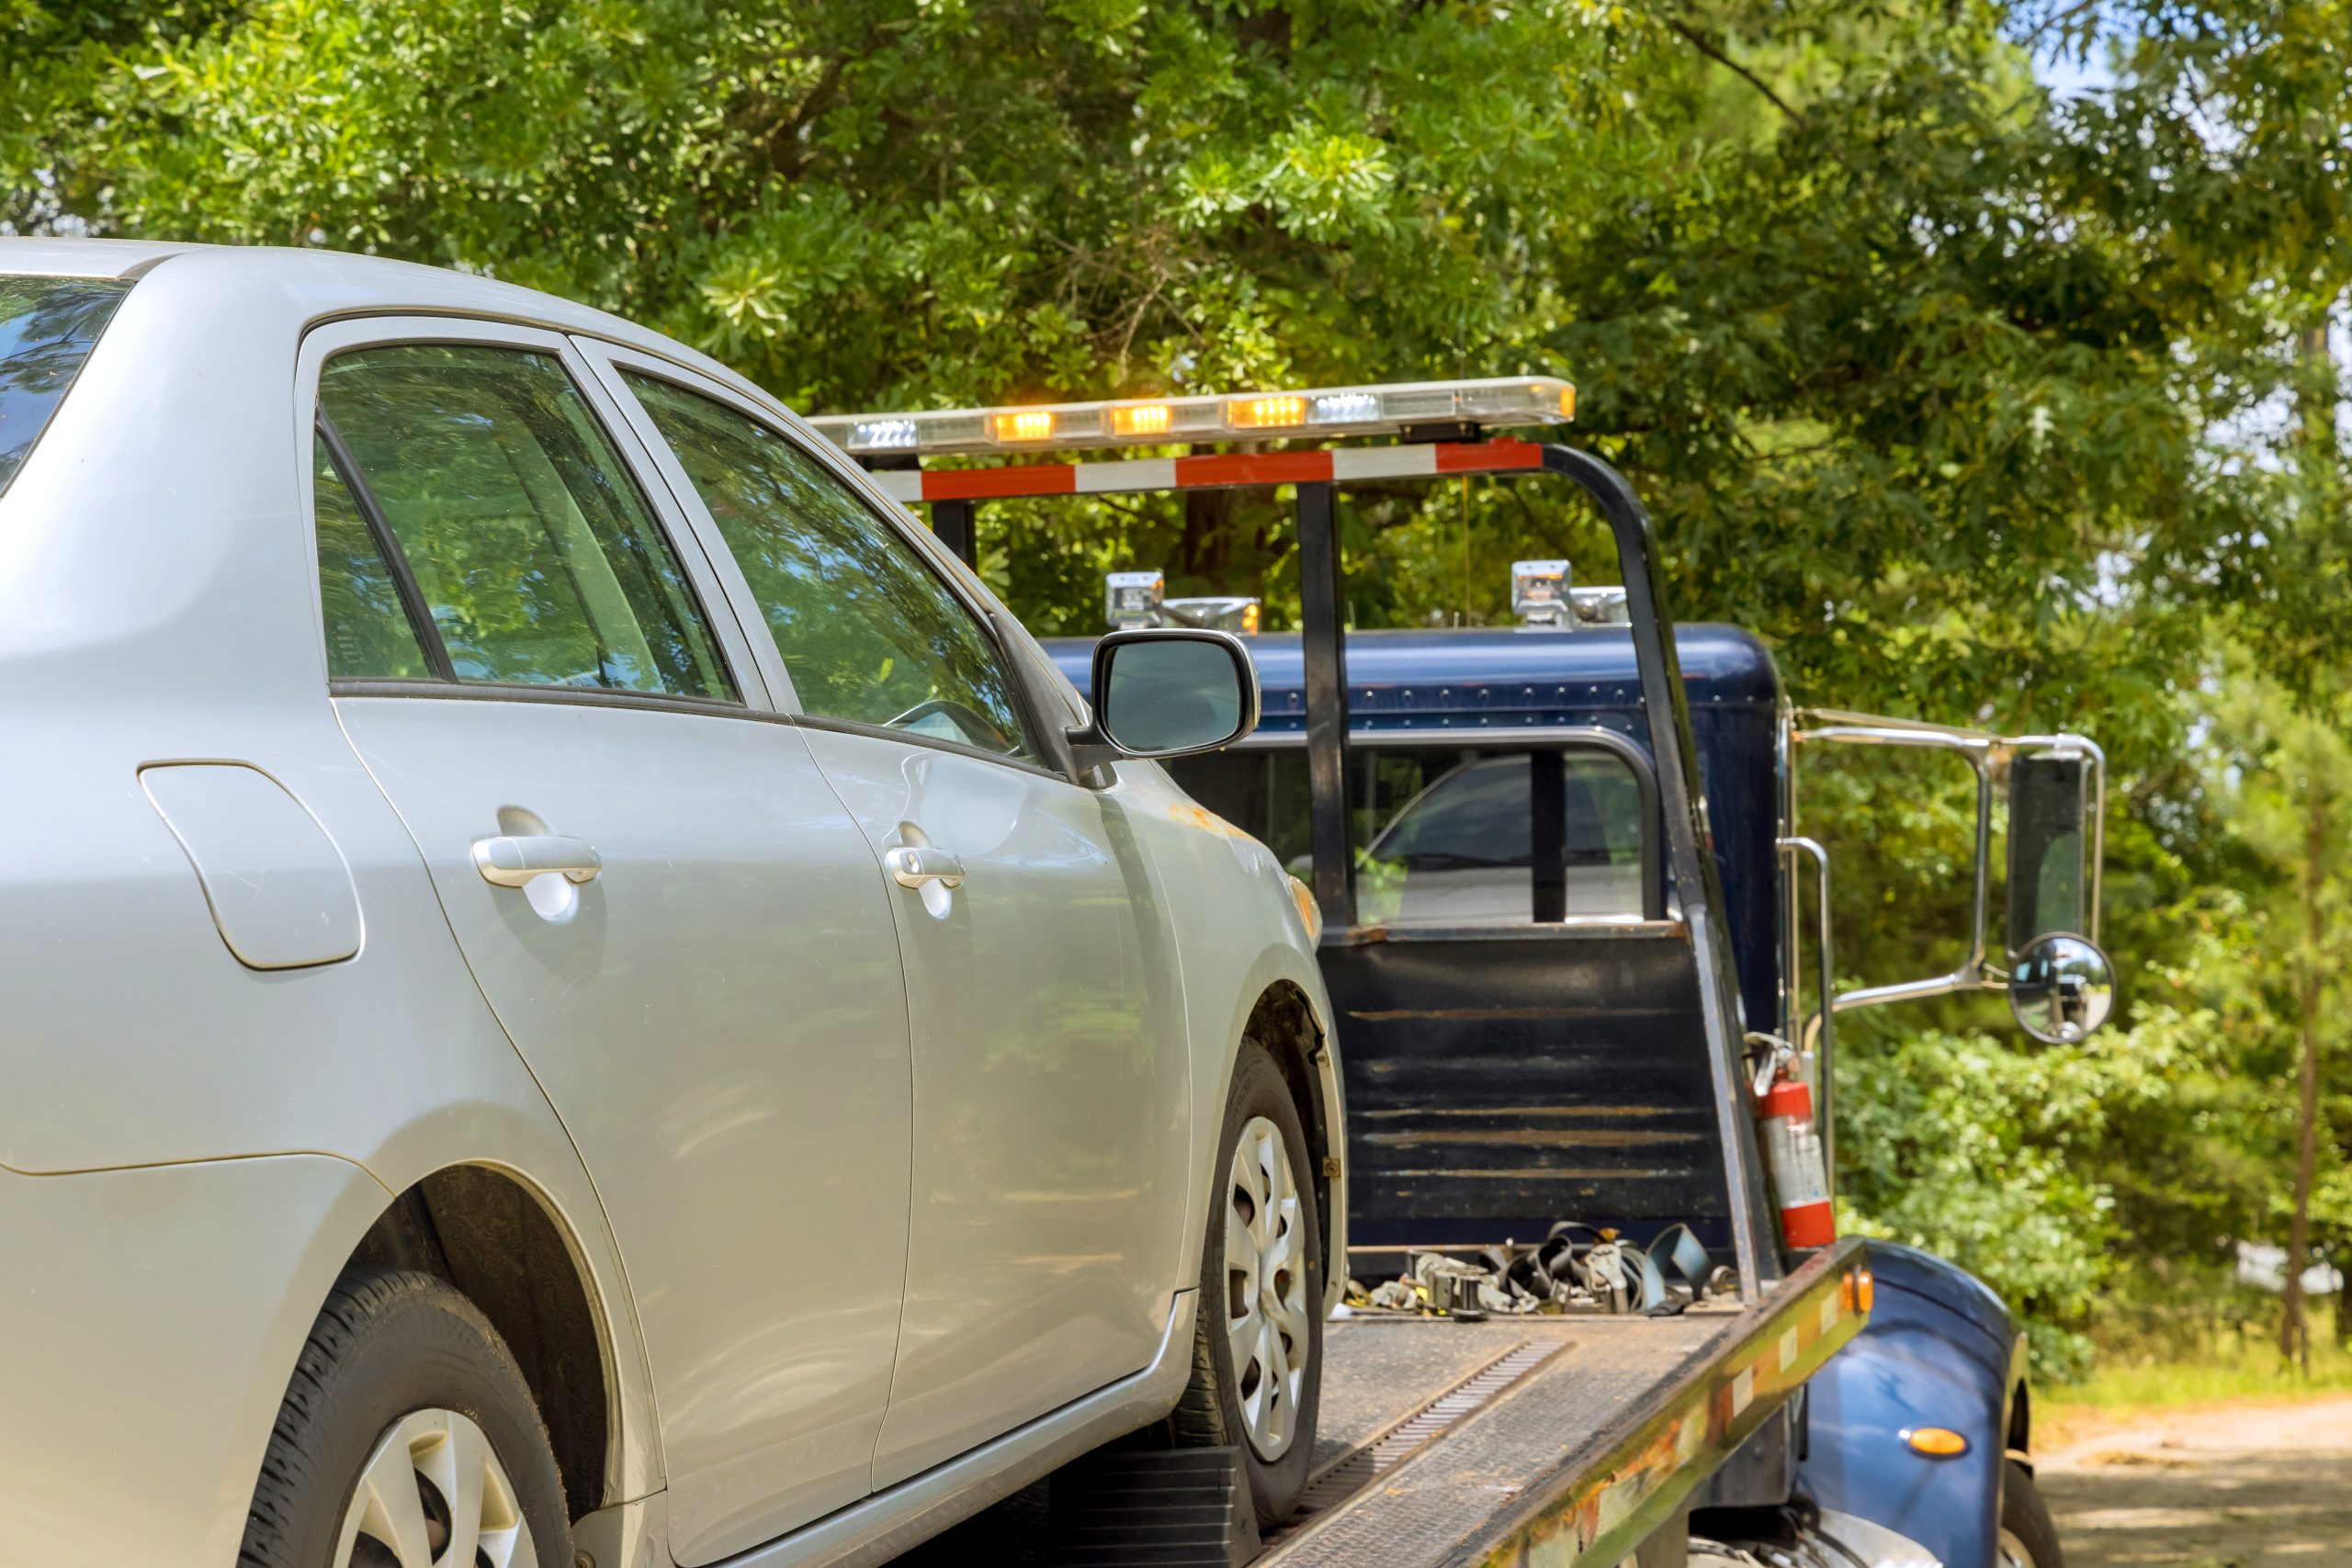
[838,422,1871,1566]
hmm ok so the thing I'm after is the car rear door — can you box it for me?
[587,353,1193,1487]
[300,318,913,1565]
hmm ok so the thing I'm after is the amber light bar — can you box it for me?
[808,377,1575,458]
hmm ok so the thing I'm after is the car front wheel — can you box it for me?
[241,1266,571,1568]
[1172,1039,1324,1526]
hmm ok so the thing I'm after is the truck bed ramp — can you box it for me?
[1261,1240,1868,1568]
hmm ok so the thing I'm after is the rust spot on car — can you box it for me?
[1164,801,1249,840]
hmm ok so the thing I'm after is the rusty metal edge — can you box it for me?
[1451,1237,1871,1568]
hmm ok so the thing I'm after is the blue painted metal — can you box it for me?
[1798,1242,2027,1568]
[1044,624,1785,1035]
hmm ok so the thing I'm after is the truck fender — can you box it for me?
[1794,1244,2021,1568]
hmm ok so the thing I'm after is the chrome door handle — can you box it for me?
[884,844,966,890]
[472,833,603,888]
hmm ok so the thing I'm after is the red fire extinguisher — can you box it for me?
[1755,1059,1835,1249]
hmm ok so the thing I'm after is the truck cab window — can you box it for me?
[1166,744,1651,925]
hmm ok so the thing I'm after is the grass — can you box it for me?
[2042,1302,2352,1445]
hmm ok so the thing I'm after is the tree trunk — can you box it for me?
[2282,764,2325,1371]
[2339,1255,2351,1348]
[2282,310,2339,1372]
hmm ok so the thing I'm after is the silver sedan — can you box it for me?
[0,240,1343,1568]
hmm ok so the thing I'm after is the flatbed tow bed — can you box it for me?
[1261,1242,1865,1568]
[908,1245,1870,1568]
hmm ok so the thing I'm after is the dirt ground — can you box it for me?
[2038,1394,2352,1568]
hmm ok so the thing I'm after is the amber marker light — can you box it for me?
[1842,1269,1875,1314]
[1559,384,1577,420]
[1110,403,1174,437]
[1287,875,1323,944]
[993,410,1057,443]
[1903,1427,1970,1459]
[1229,394,1307,429]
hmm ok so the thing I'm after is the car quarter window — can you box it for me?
[314,344,735,701]
[311,434,432,679]
[622,371,1038,762]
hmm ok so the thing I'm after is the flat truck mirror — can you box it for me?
[2006,749,2092,954]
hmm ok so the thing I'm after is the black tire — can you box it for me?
[1999,1459,2065,1568]
[240,1266,571,1568]
[1172,1039,1325,1527]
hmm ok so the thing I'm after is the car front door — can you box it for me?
[300,320,913,1565]
[597,358,1191,1487]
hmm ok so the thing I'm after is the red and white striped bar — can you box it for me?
[869,439,1548,505]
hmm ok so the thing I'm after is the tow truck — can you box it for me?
[811,378,2116,1568]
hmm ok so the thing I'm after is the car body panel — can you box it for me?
[339,694,919,1562]
[296,310,922,1561]
[0,237,1340,1567]
[797,728,1193,1486]
[0,1155,392,1568]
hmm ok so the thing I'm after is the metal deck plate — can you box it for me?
[1310,1318,1556,1472]
[1261,1314,1732,1568]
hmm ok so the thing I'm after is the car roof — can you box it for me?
[0,237,755,400]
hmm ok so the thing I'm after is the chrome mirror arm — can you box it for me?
[1783,717,2110,1041]
[1778,836,1836,1190]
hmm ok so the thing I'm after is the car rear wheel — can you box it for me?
[1999,1458,2065,1568]
[1172,1039,1324,1526]
[241,1265,570,1568]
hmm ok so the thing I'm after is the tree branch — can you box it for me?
[1663,18,1806,127]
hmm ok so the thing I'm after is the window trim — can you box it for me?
[293,315,768,711]
[575,342,1067,778]
[327,678,763,722]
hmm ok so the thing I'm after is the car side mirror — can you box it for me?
[1068,628,1260,774]
[2006,749,2093,955]
[2008,931,2115,1043]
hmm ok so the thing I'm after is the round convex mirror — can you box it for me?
[2007,932,2115,1043]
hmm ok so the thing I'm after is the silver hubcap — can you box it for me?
[1997,1527,2039,1568]
[335,1407,536,1568]
[1226,1114,1310,1461]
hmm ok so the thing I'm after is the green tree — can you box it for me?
[8,0,2352,1367]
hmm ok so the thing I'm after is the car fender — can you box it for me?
[1112,757,1346,1315]
[0,1153,390,1568]
[1797,1243,2023,1568]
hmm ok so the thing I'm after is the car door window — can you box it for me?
[622,373,1035,761]
[316,344,734,700]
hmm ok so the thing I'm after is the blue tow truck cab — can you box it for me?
[1046,615,2068,1568]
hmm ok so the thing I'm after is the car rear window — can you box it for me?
[0,276,130,499]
